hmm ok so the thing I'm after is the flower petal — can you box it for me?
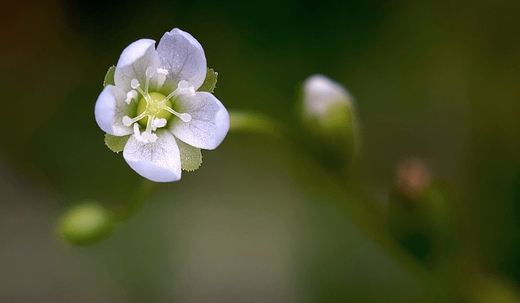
[123,130,182,182]
[170,92,229,150]
[114,39,161,93]
[156,28,207,91]
[94,85,134,136]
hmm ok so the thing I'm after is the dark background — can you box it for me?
[1,0,520,302]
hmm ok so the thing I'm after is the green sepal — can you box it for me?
[198,68,218,93]
[177,139,202,171]
[104,133,129,153]
[103,65,116,87]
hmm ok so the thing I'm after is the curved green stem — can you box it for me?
[229,110,285,139]
[115,179,158,222]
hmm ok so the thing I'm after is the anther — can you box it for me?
[152,118,167,130]
[157,68,169,76]
[125,90,138,104]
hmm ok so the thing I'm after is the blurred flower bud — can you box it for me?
[57,201,114,246]
[395,157,432,200]
[388,157,456,267]
[299,74,360,171]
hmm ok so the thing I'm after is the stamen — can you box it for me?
[161,88,180,103]
[140,131,157,143]
[130,78,149,103]
[122,111,147,126]
[157,68,169,76]
[131,81,148,102]
[133,121,158,143]
[152,118,167,130]
[125,90,138,104]
[163,107,192,122]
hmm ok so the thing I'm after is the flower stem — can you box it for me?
[115,179,158,221]
[228,110,285,139]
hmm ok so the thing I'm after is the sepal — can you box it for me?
[104,133,129,153]
[103,65,116,87]
[177,139,203,171]
[198,68,218,93]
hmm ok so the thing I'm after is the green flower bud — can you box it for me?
[57,201,114,246]
[299,74,360,171]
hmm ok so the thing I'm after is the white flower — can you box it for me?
[94,28,229,182]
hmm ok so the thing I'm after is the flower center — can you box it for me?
[135,92,172,127]
[122,66,193,143]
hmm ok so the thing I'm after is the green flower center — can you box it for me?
[136,92,173,126]
[121,67,193,143]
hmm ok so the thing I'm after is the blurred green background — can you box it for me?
[2,0,520,302]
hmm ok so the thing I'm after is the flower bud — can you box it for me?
[388,158,456,267]
[395,157,432,200]
[57,201,114,246]
[299,74,360,170]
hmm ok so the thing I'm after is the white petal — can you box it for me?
[123,130,182,182]
[94,85,134,136]
[170,92,229,150]
[156,28,207,91]
[114,39,161,93]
